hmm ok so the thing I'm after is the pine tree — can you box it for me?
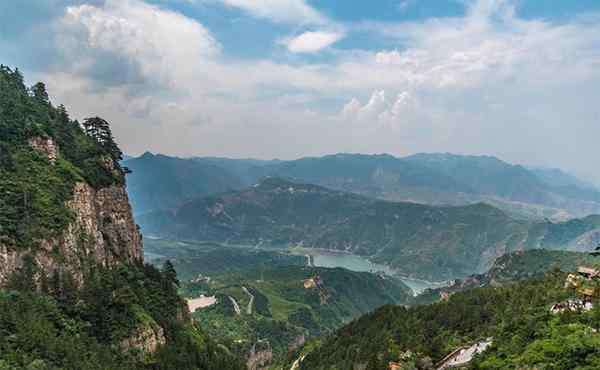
[162,260,179,288]
[82,116,125,169]
[31,82,49,104]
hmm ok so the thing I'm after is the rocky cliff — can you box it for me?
[0,137,143,286]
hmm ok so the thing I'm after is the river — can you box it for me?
[292,248,448,295]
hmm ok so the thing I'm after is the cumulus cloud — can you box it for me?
[23,0,600,182]
[59,0,220,89]
[341,91,418,126]
[214,0,327,25]
[283,30,344,53]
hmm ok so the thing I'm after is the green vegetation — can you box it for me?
[485,250,600,282]
[416,250,600,305]
[141,178,600,281]
[299,270,600,369]
[0,65,125,248]
[139,178,529,280]
[526,216,600,250]
[0,262,244,370]
[144,238,306,280]
[180,265,412,364]
[0,66,245,369]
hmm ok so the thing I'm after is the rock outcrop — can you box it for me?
[121,320,166,355]
[0,180,143,286]
[28,136,58,164]
[247,340,273,370]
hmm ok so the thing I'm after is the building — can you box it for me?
[578,266,600,279]
[303,278,316,289]
[436,339,493,369]
[550,299,593,314]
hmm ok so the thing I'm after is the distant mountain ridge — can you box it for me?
[124,152,244,215]
[125,152,600,221]
[138,178,600,280]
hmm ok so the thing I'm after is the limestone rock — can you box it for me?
[0,182,143,286]
[121,322,166,355]
[28,136,58,164]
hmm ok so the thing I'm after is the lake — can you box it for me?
[295,248,448,295]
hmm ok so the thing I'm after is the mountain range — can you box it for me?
[124,152,600,221]
[138,177,600,280]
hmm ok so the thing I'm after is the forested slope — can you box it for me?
[0,65,243,369]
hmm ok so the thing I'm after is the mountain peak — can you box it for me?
[140,151,155,159]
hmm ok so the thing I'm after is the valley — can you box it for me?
[130,153,600,368]
[143,237,413,366]
[4,1,600,368]
[138,177,600,281]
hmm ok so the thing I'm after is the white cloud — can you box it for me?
[397,0,415,12]
[60,0,220,88]
[283,30,344,53]
[341,90,417,125]
[34,0,600,181]
[215,0,327,25]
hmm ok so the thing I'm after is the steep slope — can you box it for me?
[139,178,531,280]
[297,271,600,370]
[0,66,142,286]
[124,152,243,215]
[416,249,600,304]
[0,66,243,369]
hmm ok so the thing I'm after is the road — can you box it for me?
[228,296,241,315]
[242,286,254,315]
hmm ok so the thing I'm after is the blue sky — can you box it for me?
[2,0,600,182]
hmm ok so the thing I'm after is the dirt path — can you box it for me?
[242,286,254,315]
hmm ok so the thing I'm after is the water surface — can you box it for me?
[296,249,448,295]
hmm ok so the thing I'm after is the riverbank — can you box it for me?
[288,246,449,295]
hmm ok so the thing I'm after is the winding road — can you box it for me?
[242,286,254,315]
[228,296,241,315]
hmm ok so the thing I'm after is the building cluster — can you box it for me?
[435,339,493,370]
[564,266,600,298]
[551,266,600,314]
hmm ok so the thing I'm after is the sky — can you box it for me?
[2,0,600,182]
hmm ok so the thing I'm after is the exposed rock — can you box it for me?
[569,228,600,252]
[247,340,273,370]
[28,136,58,164]
[288,334,306,353]
[0,182,143,286]
[121,322,166,355]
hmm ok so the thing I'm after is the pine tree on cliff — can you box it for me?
[82,117,130,173]
[82,117,121,159]
[31,82,49,105]
[162,260,179,288]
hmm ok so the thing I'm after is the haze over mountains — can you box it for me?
[125,151,600,222]
[138,177,600,280]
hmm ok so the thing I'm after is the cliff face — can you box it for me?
[0,139,143,286]
[121,320,166,356]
